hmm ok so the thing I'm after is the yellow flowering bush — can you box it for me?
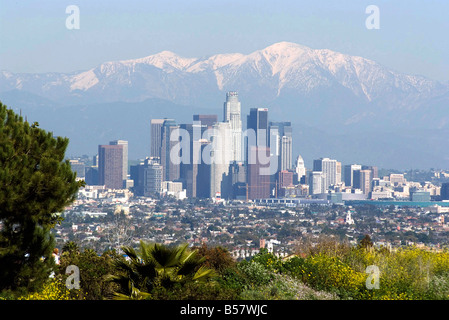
[297,253,366,298]
[18,279,72,300]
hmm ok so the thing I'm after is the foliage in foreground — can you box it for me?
[4,237,449,300]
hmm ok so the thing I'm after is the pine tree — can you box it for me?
[0,102,82,295]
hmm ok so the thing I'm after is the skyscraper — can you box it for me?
[441,183,449,200]
[247,146,271,200]
[161,119,180,182]
[209,121,232,198]
[98,144,123,189]
[193,114,217,129]
[344,164,362,188]
[295,155,306,183]
[223,92,243,162]
[150,119,165,159]
[131,158,163,196]
[277,170,294,197]
[109,140,128,181]
[359,169,372,196]
[309,171,325,195]
[313,158,339,191]
[247,108,269,148]
[193,139,212,198]
[269,121,292,172]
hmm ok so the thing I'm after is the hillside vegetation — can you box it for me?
[4,235,449,301]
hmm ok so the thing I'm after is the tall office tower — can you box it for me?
[209,121,233,198]
[280,135,292,171]
[359,169,372,196]
[109,140,128,181]
[92,154,99,166]
[84,166,99,185]
[69,159,85,179]
[247,146,271,200]
[130,158,163,196]
[269,121,292,172]
[150,119,165,159]
[362,165,378,180]
[146,161,163,195]
[179,122,210,198]
[277,170,294,197]
[195,140,211,198]
[336,161,342,184]
[98,144,124,189]
[193,114,218,129]
[309,171,325,195]
[179,123,194,191]
[247,108,269,148]
[229,161,247,199]
[344,164,362,187]
[223,92,243,162]
[161,119,180,182]
[313,158,339,191]
[441,183,449,200]
[295,155,306,183]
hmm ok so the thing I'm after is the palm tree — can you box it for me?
[108,241,215,299]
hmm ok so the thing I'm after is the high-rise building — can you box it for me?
[313,158,339,191]
[336,161,342,185]
[131,158,163,196]
[280,135,292,172]
[359,169,372,196]
[193,114,217,129]
[247,146,271,200]
[277,170,294,197]
[247,108,269,148]
[295,155,306,183]
[229,161,247,199]
[269,121,292,172]
[223,92,243,162]
[84,166,98,185]
[441,183,449,200]
[150,119,165,159]
[344,164,362,188]
[362,165,378,179]
[194,139,212,198]
[69,159,85,179]
[109,140,128,181]
[309,171,325,195]
[209,121,233,198]
[98,144,123,189]
[161,119,180,182]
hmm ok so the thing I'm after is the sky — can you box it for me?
[0,0,448,82]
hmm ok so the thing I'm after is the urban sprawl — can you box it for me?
[61,92,449,257]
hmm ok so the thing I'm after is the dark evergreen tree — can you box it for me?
[0,102,82,295]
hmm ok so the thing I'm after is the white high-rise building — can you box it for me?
[280,135,292,171]
[309,171,325,195]
[295,155,306,181]
[209,121,232,198]
[223,92,243,162]
[313,157,339,191]
[269,121,292,172]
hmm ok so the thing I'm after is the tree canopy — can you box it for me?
[0,102,82,294]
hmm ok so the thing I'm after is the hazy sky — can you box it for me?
[1,0,448,81]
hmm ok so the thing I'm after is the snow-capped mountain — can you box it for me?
[1,41,447,109]
[1,42,449,168]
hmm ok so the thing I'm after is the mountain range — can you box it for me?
[1,41,448,170]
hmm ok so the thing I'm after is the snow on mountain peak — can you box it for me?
[130,50,198,71]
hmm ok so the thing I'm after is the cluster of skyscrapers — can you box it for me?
[75,92,388,202]
[133,92,297,200]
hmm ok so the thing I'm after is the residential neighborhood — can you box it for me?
[55,185,449,259]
